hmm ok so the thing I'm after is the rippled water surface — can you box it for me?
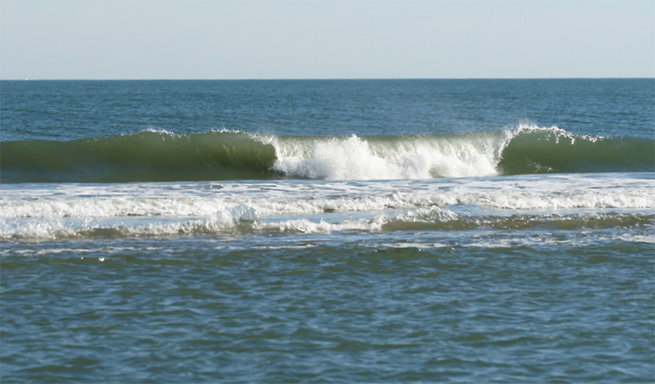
[2,235,653,383]
[1,79,654,382]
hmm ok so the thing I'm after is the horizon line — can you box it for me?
[2,76,654,81]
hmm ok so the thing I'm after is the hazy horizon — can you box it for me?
[3,77,654,82]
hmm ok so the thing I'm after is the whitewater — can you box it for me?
[2,170,653,240]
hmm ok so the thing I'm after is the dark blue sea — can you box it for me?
[1,79,654,383]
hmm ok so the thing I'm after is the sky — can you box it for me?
[1,0,653,80]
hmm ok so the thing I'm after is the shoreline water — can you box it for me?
[2,79,653,382]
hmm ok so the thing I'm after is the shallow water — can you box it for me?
[2,234,653,383]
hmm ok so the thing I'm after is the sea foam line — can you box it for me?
[2,188,654,221]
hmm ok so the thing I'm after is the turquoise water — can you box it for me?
[1,79,654,383]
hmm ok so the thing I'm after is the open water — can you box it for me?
[1,79,654,383]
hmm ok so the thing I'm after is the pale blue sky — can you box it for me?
[1,0,653,79]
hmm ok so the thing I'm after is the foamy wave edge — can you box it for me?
[2,207,653,241]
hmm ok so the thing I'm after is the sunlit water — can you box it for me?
[1,79,654,382]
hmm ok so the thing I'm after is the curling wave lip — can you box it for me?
[1,124,653,183]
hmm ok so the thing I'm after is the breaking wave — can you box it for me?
[1,125,652,183]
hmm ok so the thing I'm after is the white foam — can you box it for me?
[267,133,505,180]
[511,122,602,143]
[1,173,652,240]
[394,206,461,222]
[256,216,388,234]
[259,124,608,181]
[616,234,655,244]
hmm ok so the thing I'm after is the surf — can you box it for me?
[1,125,652,183]
[2,173,654,241]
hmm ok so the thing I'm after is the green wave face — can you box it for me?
[1,127,653,183]
[498,129,654,175]
[1,131,277,183]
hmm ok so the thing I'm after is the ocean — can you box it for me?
[1,79,653,383]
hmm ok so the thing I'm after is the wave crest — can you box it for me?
[1,125,652,183]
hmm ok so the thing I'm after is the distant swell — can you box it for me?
[1,125,653,183]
